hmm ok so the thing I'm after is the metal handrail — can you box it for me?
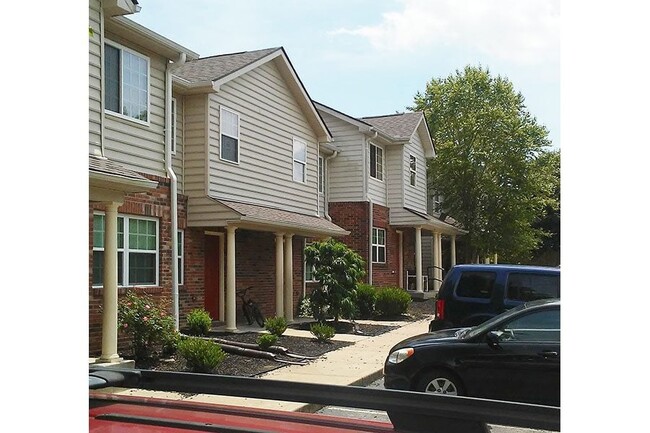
[90,368,560,433]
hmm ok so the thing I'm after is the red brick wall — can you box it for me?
[88,175,188,356]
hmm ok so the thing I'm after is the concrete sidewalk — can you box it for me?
[93,317,431,412]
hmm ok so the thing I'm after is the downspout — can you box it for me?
[324,150,339,221]
[99,10,106,156]
[365,131,378,285]
[166,52,187,331]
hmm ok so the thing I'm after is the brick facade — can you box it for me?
[329,202,410,288]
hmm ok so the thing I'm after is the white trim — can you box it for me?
[372,227,387,264]
[292,137,307,183]
[104,39,151,125]
[92,212,160,287]
[409,154,417,187]
[219,106,241,164]
[370,143,384,182]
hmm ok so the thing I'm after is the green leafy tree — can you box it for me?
[412,65,557,262]
[304,239,366,323]
[531,149,560,265]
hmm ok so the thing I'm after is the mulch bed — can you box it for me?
[134,298,435,377]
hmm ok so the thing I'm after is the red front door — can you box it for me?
[204,235,220,320]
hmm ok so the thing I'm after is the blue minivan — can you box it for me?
[429,264,560,332]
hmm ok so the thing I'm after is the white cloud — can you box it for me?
[330,0,559,66]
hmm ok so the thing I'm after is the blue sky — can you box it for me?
[130,0,560,148]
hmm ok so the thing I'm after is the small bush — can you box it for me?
[257,333,278,350]
[310,323,336,342]
[375,287,412,317]
[356,284,377,318]
[186,308,212,336]
[161,330,181,358]
[264,316,288,336]
[178,337,226,373]
[118,291,176,361]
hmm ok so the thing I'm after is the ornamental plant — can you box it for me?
[310,323,336,342]
[118,291,176,361]
[186,308,212,336]
[374,287,412,317]
[355,284,378,318]
[304,239,366,324]
[256,333,278,350]
[264,316,288,336]
[177,337,226,373]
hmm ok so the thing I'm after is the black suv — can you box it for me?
[429,264,560,331]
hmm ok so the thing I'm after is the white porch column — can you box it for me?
[415,227,423,293]
[225,226,237,331]
[275,232,285,317]
[432,231,441,292]
[283,234,294,321]
[99,202,122,363]
[450,235,457,267]
[493,253,498,264]
[218,234,225,321]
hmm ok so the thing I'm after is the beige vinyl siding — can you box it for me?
[367,141,387,206]
[206,60,320,215]
[171,94,184,191]
[403,133,428,213]
[386,146,403,209]
[422,235,433,269]
[101,30,168,177]
[318,153,326,217]
[88,0,102,154]
[319,111,365,202]
[183,94,209,205]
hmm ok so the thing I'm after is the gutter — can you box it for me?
[165,52,187,331]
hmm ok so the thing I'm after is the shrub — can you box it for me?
[375,287,412,317]
[161,329,181,358]
[177,337,226,373]
[264,316,288,336]
[186,308,212,336]
[310,323,336,342]
[355,284,377,318]
[118,291,176,361]
[257,333,278,350]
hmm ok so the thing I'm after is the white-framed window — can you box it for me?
[171,98,177,154]
[104,41,150,123]
[370,144,384,181]
[293,138,307,182]
[409,155,417,186]
[432,192,443,213]
[318,156,324,193]
[372,227,386,263]
[93,213,159,287]
[304,241,317,282]
[177,230,184,285]
[220,106,240,163]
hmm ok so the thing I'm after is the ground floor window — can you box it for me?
[372,227,386,263]
[93,213,159,287]
[304,240,317,282]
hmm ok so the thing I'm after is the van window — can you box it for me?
[506,273,560,302]
[455,272,496,299]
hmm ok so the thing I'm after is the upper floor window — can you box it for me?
[293,138,307,182]
[220,107,240,163]
[370,144,384,181]
[431,191,443,213]
[318,156,324,193]
[93,213,159,287]
[372,227,386,263]
[104,42,149,122]
[171,98,177,154]
[409,155,417,186]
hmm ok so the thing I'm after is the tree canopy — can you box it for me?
[412,65,558,263]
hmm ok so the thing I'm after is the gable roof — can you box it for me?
[172,47,280,84]
[173,47,331,141]
[361,112,424,141]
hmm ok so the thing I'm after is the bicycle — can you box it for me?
[236,286,265,327]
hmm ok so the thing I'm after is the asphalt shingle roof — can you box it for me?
[173,47,281,84]
[89,155,151,182]
[361,112,424,140]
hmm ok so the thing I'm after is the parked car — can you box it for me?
[384,298,560,406]
[429,264,560,331]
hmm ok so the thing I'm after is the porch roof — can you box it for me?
[390,207,467,236]
[199,198,350,238]
[89,155,158,200]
